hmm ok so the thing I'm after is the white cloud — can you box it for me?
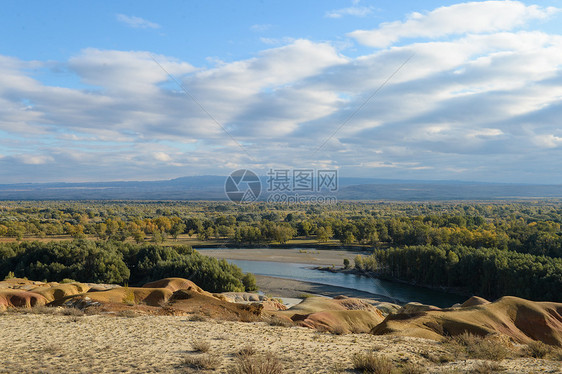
[250,24,272,32]
[349,1,558,47]
[533,134,562,148]
[326,2,374,19]
[19,154,54,165]
[116,14,160,29]
[153,152,172,162]
[1,2,562,183]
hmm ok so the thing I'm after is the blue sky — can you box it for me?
[1,0,561,183]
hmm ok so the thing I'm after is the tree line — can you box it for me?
[353,244,562,302]
[0,240,257,293]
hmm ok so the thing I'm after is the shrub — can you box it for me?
[191,340,211,353]
[267,316,293,327]
[468,339,509,361]
[445,333,508,361]
[242,273,258,292]
[351,352,393,374]
[228,352,283,374]
[526,341,552,358]
[331,325,346,335]
[400,362,425,374]
[472,361,504,373]
[183,354,221,370]
[62,308,84,316]
[236,345,257,358]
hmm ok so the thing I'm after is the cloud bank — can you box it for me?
[0,1,561,183]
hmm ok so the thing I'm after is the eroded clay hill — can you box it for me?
[2,277,561,347]
[372,296,562,346]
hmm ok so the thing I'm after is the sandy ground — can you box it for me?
[255,275,396,303]
[1,313,560,374]
[197,247,362,266]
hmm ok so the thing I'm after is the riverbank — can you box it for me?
[198,247,362,266]
[254,274,400,303]
[313,266,472,301]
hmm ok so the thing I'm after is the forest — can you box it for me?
[0,200,561,300]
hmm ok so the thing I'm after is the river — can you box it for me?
[197,248,466,308]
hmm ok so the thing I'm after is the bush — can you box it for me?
[183,354,221,370]
[351,352,394,374]
[242,273,258,292]
[236,345,257,358]
[400,362,425,374]
[526,341,552,358]
[228,352,283,374]
[191,340,211,353]
[472,361,504,373]
[446,333,509,361]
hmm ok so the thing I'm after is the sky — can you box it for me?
[1,0,561,184]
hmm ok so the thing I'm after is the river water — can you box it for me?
[198,249,466,307]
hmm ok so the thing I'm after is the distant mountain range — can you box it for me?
[0,176,560,201]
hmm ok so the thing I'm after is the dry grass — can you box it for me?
[189,314,210,322]
[116,309,139,318]
[469,339,509,361]
[182,354,222,371]
[191,339,211,353]
[331,325,346,335]
[351,352,394,374]
[525,341,552,358]
[267,316,293,327]
[400,362,425,374]
[472,361,505,373]
[444,333,509,361]
[228,352,284,374]
[61,307,84,316]
[236,345,257,357]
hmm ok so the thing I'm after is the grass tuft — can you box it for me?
[228,352,283,374]
[351,352,394,374]
[525,341,552,358]
[183,354,221,371]
[236,345,257,357]
[400,362,425,374]
[444,333,509,361]
[191,339,211,353]
[472,361,505,373]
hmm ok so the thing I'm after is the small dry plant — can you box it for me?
[472,361,505,373]
[267,316,293,327]
[236,345,257,357]
[183,354,221,371]
[331,325,346,335]
[445,332,509,361]
[351,352,394,374]
[62,307,84,316]
[189,314,210,322]
[117,309,139,318]
[228,352,283,374]
[400,362,426,374]
[191,339,211,353]
[525,341,552,358]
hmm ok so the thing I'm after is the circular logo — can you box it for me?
[225,169,261,203]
